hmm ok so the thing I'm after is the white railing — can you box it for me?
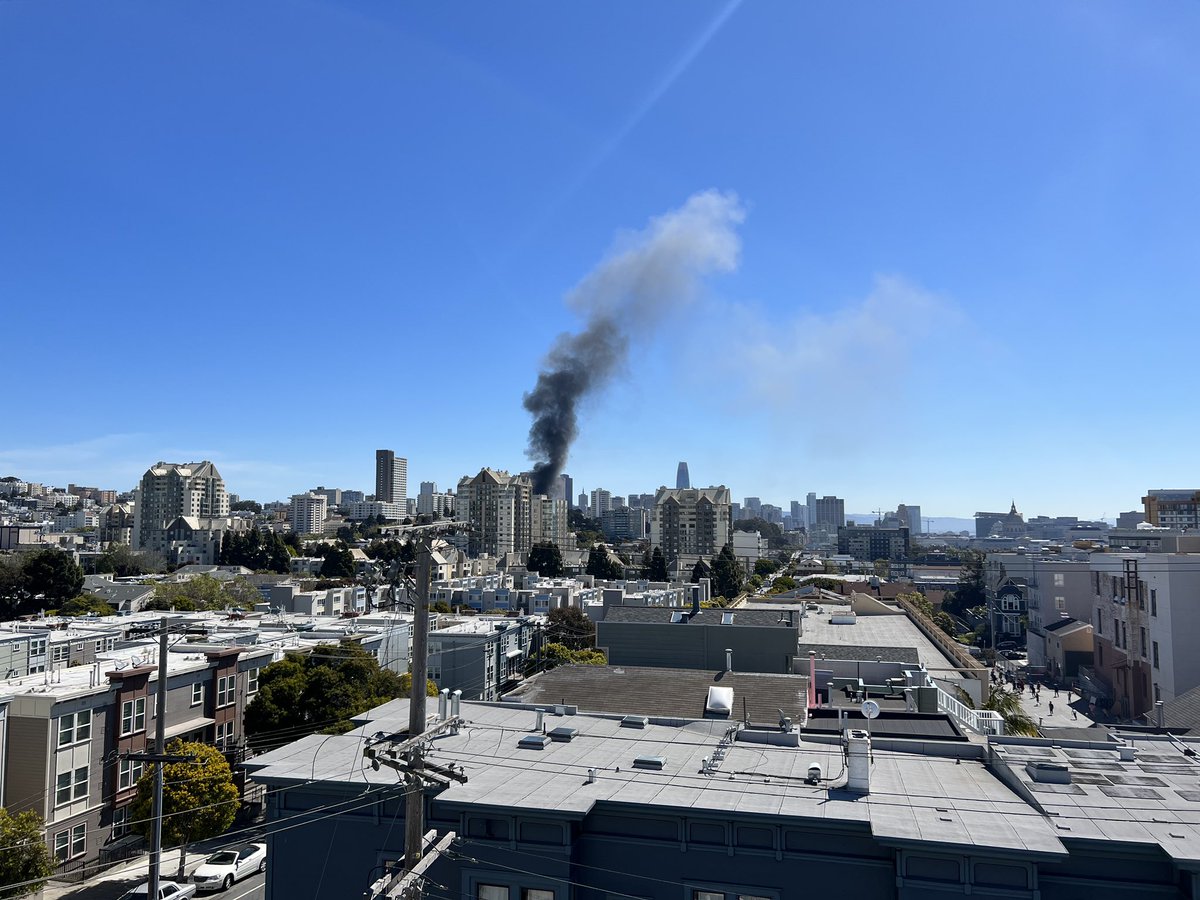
[936,686,1005,735]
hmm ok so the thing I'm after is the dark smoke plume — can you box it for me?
[524,190,744,495]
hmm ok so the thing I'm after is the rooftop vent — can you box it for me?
[670,612,685,624]
[721,612,734,625]
[518,734,551,750]
[620,715,648,729]
[1026,761,1072,784]
[548,726,577,743]
[633,755,665,770]
[706,686,734,717]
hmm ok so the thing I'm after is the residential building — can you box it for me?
[837,524,910,562]
[374,450,408,504]
[812,495,845,527]
[1090,553,1200,721]
[311,486,343,507]
[985,553,1093,668]
[675,461,690,490]
[600,506,648,542]
[427,615,542,702]
[1043,618,1094,682]
[596,603,798,673]
[98,504,134,546]
[589,489,613,517]
[346,500,406,522]
[132,461,229,555]
[457,469,533,557]
[650,486,733,561]
[289,492,328,536]
[531,495,570,550]
[731,529,766,572]
[1143,489,1200,531]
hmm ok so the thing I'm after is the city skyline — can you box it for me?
[4,3,1199,519]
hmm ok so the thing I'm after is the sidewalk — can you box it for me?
[42,840,231,900]
[990,662,1097,731]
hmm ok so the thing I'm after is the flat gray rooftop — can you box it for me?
[742,603,957,673]
[247,699,1069,858]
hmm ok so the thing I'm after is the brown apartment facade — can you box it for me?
[2,643,273,877]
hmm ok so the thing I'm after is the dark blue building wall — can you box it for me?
[260,780,1198,900]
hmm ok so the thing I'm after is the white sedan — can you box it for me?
[119,881,196,900]
[191,844,266,892]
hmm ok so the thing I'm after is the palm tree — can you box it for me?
[984,687,1039,736]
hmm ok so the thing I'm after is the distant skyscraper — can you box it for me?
[590,489,613,517]
[375,450,408,504]
[578,492,589,516]
[813,496,846,527]
[676,462,691,490]
[743,497,762,519]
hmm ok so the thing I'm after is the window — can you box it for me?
[52,645,70,664]
[522,892,553,900]
[54,830,70,861]
[1121,623,1128,650]
[1054,573,1065,587]
[56,767,88,805]
[1098,645,1104,666]
[118,757,144,791]
[191,683,204,707]
[113,806,129,838]
[477,886,509,900]
[74,642,84,652]
[1153,641,1160,669]
[216,675,234,708]
[94,641,102,652]
[1151,589,1158,617]
[216,720,236,750]
[121,697,146,735]
[70,823,85,858]
[1140,627,1148,657]
[58,710,91,747]
[247,668,259,695]
[1055,596,1065,611]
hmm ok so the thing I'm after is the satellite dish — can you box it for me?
[861,700,881,720]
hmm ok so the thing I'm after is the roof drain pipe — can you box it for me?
[726,649,733,674]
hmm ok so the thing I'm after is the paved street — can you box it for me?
[992,661,1098,730]
[43,851,266,900]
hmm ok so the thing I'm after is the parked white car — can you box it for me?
[119,880,197,900]
[191,844,266,892]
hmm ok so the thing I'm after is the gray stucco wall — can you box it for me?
[595,622,796,674]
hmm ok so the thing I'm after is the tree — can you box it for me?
[690,558,711,584]
[147,575,260,612]
[733,517,787,550]
[546,606,596,650]
[396,672,440,697]
[527,542,564,577]
[318,543,355,579]
[0,556,32,619]
[230,500,262,514]
[94,544,164,578]
[59,594,115,617]
[753,558,779,578]
[948,550,986,615]
[0,808,54,900]
[585,545,622,581]
[131,741,239,864]
[431,600,452,614]
[711,544,744,600]
[933,610,958,636]
[541,642,606,668]
[244,643,413,751]
[219,529,292,574]
[21,549,84,607]
[982,688,1038,736]
[647,547,669,581]
[768,575,797,594]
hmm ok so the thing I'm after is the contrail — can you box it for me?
[524,190,745,494]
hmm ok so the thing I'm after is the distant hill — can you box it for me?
[846,514,974,534]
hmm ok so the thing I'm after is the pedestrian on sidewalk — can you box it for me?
[1049,701,1055,716]
[1073,709,1078,720]
[1054,687,1060,698]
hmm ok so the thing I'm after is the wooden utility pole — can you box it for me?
[404,536,433,870]
[148,617,169,900]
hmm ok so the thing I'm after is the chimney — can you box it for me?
[691,587,701,617]
[1156,700,1165,728]
[725,648,733,673]
[535,709,544,732]
[846,729,871,793]
[438,688,449,721]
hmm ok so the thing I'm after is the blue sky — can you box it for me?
[3,1,1199,518]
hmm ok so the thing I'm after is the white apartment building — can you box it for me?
[531,495,570,550]
[650,486,733,561]
[289,492,328,536]
[1090,552,1200,722]
[731,529,766,573]
[132,461,229,554]
[457,469,532,557]
[590,489,613,517]
[346,500,406,522]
